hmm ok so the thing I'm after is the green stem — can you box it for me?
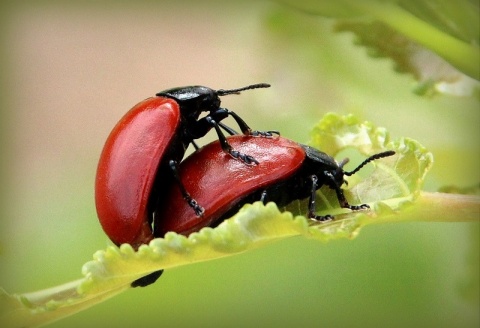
[1,192,478,328]
[350,1,480,80]
[414,191,480,222]
[369,191,480,225]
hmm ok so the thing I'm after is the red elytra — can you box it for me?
[153,135,305,237]
[153,135,396,238]
[95,97,180,247]
[95,84,275,251]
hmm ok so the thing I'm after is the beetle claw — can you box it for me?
[349,203,370,211]
[195,206,205,217]
[188,200,204,217]
[312,214,334,222]
[185,197,204,217]
[229,150,259,165]
[250,130,280,138]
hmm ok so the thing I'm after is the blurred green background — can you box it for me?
[1,1,478,327]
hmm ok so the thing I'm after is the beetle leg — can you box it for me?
[229,149,259,165]
[260,190,268,204]
[218,121,238,136]
[208,108,279,137]
[131,270,164,288]
[225,109,280,137]
[250,129,280,137]
[324,171,370,211]
[191,140,200,151]
[169,160,205,217]
[307,175,333,221]
[205,117,259,165]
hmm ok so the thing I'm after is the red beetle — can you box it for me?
[134,135,394,287]
[95,84,275,249]
[154,135,395,237]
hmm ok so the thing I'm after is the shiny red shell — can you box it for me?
[154,135,306,236]
[95,97,180,247]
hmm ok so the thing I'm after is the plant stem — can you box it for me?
[415,191,480,222]
[350,1,480,80]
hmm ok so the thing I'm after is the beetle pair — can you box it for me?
[95,84,395,287]
[154,135,394,237]
[95,83,275,248]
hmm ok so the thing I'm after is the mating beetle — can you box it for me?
[153,135,395,236]
[133,135,394,287]
[95,84,274,249]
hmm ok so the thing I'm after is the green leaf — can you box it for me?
[309,113,432,200]
[334,21,480,96]
[277,0,480,82]
[4,113,478,328]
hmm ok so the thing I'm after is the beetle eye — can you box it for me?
[336,167,346,185]
[200,96,220,112]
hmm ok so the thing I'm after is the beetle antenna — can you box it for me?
[338,157,350,169]
[217,83,271,96]
[344,151,395,176]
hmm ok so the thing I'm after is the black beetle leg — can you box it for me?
[223,109,251,134]
[131,270,164,288]
[205,117,259,165]
[307,175,333,222]
[259,190,268,204]
[324,171,370,211]
[226,109,279,138]
[218,121,238,136]
[169,160,204,216]
[191,140,200,151]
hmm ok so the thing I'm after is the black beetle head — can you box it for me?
[157,83,270,118]
[157,86,220,118]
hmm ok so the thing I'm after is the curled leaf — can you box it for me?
[1,113,436,328]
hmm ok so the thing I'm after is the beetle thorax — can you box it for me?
[157,86,221,118]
